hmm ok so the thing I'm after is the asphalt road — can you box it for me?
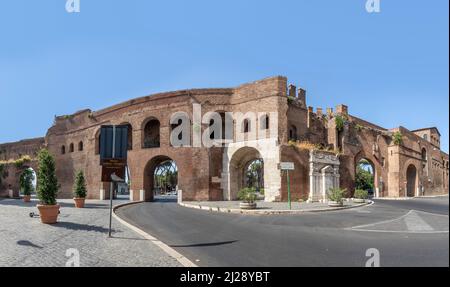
[116,196,449,267]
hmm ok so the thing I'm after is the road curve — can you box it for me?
[115,197,449,267]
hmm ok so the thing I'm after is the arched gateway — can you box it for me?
[143,156,178,202]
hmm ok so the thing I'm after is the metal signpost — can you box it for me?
[99,125,128,238]
[280,162,295,210]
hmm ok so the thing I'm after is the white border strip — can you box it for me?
[179,201,373,215]
[113,201,197,267]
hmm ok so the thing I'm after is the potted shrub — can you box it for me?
[20,168,35,202]
[327,187,347,207]
[354,189,368,203]
[36,149,60,224]
[73,170,87,208]
[238,187,258,210]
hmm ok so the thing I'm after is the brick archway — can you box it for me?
[228,147,263,200]
[143,155,178,202]
[354,151,382,197]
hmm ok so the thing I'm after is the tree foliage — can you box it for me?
[36,149,59,205]
[392,131,403,145]
[238,187,258,203]
[355,164,374,192]
[20,168,35,196]
[73,170,87,198]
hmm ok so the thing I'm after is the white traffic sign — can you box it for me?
[280,162,295,171]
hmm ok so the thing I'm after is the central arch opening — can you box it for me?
[355,158,375,197]
[229,147,265,200]
[144,156,178,202]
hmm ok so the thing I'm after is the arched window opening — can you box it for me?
[422,148,428,175]
[289,125,298,141]
[61,145,66,155]
[69,143,74,153]
[243,119,250,133]
[261,115,270,130]
[143,119,161,149]
[78,141,83,151]
[123,123,133,150]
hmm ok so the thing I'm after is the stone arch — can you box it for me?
[406,164,418,197]
[228,146,263,200]
[143,155,178,202]
[142,117,161,149]
[69,143,74,153]
[78,141,84,151]
[61,145,66,155]
[354,151,382,197]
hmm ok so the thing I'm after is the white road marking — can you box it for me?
[404,211,433,232]
[346,210,449,234]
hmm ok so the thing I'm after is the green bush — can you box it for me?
[20,169,35,196]
[335,115,347,132]
[73,170,87,198]
[327,187,347,204]
[237,187,257,204]
[287,96,296,105]
[355,163,374,191]
[36,149,59,205]
[354,189,369,200]
[392,131,403,145]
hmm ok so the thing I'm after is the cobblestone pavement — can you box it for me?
[0,198,181,267]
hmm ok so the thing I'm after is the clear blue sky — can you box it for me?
[0,0,448,152]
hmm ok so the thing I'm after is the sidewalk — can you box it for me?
[0,198,181,267]
[180,199,371,215]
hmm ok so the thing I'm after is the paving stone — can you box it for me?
[0,198,181,267]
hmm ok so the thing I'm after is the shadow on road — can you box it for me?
[16,240,43,249]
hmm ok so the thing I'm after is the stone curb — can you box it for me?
[178,201,373,215]
[112,201,197,267]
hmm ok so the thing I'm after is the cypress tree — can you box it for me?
[73,170,87,198]
[37,149,59,205]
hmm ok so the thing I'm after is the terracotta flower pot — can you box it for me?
[73,198,86,208]
[23,195,31,203]
[37,204,60,224]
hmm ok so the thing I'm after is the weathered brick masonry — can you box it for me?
[0,77,448,201]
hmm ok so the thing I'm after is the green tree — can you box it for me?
[392,131,403,145]
[73,170,87,198]
[355,164,374,192]
[20,168,35,196]
[36,149,59,205]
